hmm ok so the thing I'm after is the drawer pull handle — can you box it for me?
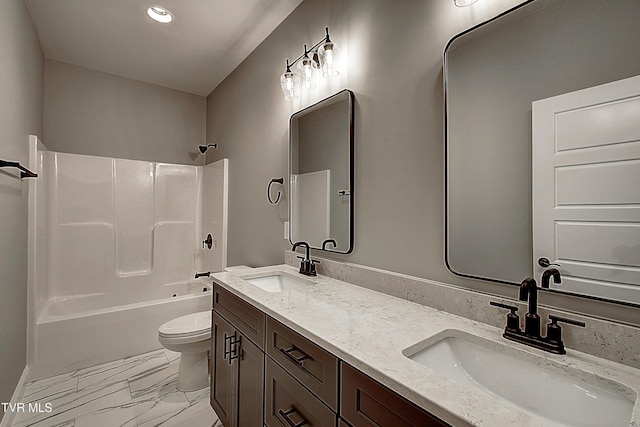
[279,346,310,367]
[278,408,308,427]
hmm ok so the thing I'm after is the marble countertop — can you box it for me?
[212,264,640,427]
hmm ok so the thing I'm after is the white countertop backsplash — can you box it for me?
[284,251,640,370]
[211,256,640,426]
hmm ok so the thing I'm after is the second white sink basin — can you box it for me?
[240,271,315,293]
[403,330,635,427]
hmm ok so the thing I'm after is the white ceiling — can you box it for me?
[25,0,303,96]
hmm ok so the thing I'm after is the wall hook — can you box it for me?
[267,177,284,205]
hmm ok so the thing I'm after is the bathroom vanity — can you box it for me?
[209,264,640,427]
[210,276,446,426]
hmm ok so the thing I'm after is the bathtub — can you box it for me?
[30,279,212,380]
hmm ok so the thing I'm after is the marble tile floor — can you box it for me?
[12,349,222,427]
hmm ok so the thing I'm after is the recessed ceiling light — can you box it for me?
[146,6,173,24]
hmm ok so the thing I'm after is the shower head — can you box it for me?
[198,143,217,154]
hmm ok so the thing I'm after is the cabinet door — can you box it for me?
[211,311,237,427]
[237,335,264,427]
[341,363,450,427]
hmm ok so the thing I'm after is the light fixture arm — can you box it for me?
[284,27,332,70]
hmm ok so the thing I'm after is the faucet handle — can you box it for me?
[548,314,586,328]
[309,259,320,276]
[546,315,586,352]
[490,301,521,333]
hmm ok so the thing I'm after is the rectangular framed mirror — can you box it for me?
[289,89,354,253]
[445,0,640,306]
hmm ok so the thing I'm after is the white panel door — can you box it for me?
[532,75,640,304]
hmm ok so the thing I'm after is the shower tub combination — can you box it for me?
[32,280,212,379]
[27,138,228,380]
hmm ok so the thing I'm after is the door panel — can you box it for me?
[533,75,640,304]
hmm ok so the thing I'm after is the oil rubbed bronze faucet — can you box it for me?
[519,277,541,337]
[292,241,319,276]
[490,277,585,354]
[541,268,562,289]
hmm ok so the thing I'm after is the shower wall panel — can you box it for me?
[114,159,154,276]
[49,152,201,299]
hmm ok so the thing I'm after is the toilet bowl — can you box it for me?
[158,311,211,391]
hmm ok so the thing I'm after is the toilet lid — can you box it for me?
[159,311,211,337]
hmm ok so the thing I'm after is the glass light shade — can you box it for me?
[298,56,316,89]
[318,41,340,78]
[454,0,479,6]
[280,70,300,100]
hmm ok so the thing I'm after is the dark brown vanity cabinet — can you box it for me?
[265,357,336,426]
[266,317,339,411]
[340,363,450,427]
[265,318,339,426]
[211,286,266,427]
[211,283,450,427]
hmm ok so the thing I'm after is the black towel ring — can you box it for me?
[267,177,284,205]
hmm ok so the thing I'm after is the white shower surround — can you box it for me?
[27,136,228,380]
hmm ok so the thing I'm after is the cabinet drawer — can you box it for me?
[340,363,450,427]
[213,282,265,349]
[266,317,338,411]
[265,357,336,427]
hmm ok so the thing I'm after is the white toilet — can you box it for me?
[158,266,253,391]
[158,311,211,391]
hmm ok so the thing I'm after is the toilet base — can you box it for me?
[176,351,209,391]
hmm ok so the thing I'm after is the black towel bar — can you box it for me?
[0,159,38,179]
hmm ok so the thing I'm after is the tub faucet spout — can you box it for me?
[194,271,211,279]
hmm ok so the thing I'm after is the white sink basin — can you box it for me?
[403,330,635,427]
[240,271,315,293]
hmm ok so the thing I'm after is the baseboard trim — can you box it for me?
[0,366,30,427]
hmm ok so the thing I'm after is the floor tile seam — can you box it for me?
[79,361,170,390]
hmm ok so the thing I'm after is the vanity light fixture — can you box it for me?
[281,60,301,100]
[454,0,479,6]
[146,6,173,23]
[280,27,340,100]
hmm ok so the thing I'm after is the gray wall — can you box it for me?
[0,0,43,415]
[44,60,206,164]
[206,0,639,323]
[206,0,525,279]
